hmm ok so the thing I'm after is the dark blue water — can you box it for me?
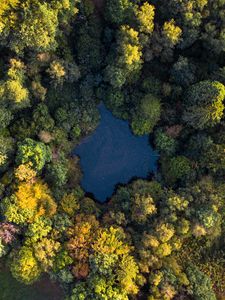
[74,103,158,202]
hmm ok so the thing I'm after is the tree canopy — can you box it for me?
[0,0,224,299]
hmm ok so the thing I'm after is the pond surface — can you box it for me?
[74,103,158,202]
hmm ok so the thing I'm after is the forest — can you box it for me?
[0,0,224,299]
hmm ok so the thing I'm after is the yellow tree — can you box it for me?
[162,19,182,45]
[0,0,19,33]
[10,246,41,284]
[3,180,57,224]
[136,2,155,34]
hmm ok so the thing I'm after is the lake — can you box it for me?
[74,103,158,202]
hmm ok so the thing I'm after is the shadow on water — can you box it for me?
[74,103,159,203]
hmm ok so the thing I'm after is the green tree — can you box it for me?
[131,94,161,135]
[32,103,55,134]
[0,107,13,129]
[162,156,192,185]
[154,129,177,156]
[0,135,15,169]
[25,217,52,244]
[105,87,125,115]
[104,65,126,88]
[16,138,52,172]
[170,56,196,87]
[183,81,225,129]
[186,265,216,300]
[201,143,225,174]
[105,0,132,24]
[46,152,69,188]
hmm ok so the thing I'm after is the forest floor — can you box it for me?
[0,262,64,300]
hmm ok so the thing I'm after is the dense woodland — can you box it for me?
[0,0,225,299]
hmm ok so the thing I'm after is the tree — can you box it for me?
[0,239,7,257]
[185,133,213,161]
[76,18,103,71]
[12,2,58,52]
[10,246,41,284]
[0,135,14,169]
[53,249,73,272]
[201,143,225,174]
[60,192,80,216]
[105,87,125,115]
[46,152,69,188]
[118,26,142,67]
[136,2,155,34]
[32,103,55,133]
[89,227,139,297]
[159,0,206,49]
[104,65,126,88]
[121,43,142,66]
[16,138,52,172]
[5,80,29,104]
[104,25,143,88]
[25,217,52,244]
[92,227,130,256]
[2,180,57,224]
[167,194,189,212]
[156,242,172,257]
[66,214,99,279]
[0,107,13,129]
[104,0,132,24]
[0,80,29,109]
[131,194,157,224]
[117,254,139,294]
[0,0,79,53]
[162,156,192,185]
[14,163,37,182]
[131,94,161,135]
[0,222,19,245]
[70,276,129,300]
[196,206,219,230]
[162,19,182,45]
[170,56,196,87]
[0,59,29,109]
[201,0,225,55]
[183,81,225,129]
[47,60,66,87]
[186,265,216,300]
[154,129,177,156]
[33,237,60,271]
[31,79,47,101]
[156,223,175,243]
[142,17,182,62]
[0,0,19,34]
